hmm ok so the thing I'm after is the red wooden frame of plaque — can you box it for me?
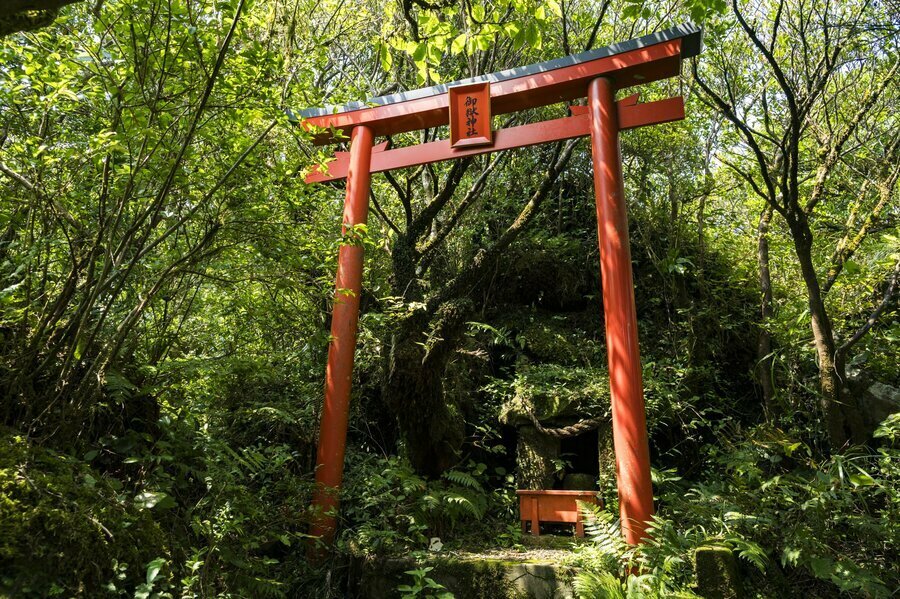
[449,81,492,148]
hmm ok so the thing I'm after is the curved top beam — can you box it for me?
[290,23,702,145]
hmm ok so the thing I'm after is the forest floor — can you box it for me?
[443,532,589,563]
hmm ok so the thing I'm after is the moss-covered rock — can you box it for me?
[597,421,616,493]
[0,428,167,597]
[351,552,577,598]
[517,425,560,489]
[562,473,597,490]
[496,234,590,310]
[491,308,602,367]
[519,321,583,365]
[694,545,741,599]
[499,364,610,427]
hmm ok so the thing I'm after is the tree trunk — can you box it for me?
[383,299,472,477]
[756,206,776,418]
[789,217,864,448]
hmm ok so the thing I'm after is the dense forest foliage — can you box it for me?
[1,0,898,597]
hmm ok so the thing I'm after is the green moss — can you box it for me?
[516,426,560,489]
[499,364,610,426]
[562,473,596,490]
[492,309,601,367]
[352,552,577,599]
[499,234,588,309]
[0,428,167,597]
[432,558,522,598]
[517,320,582,365]
[0,9,58,37]
[694,545,741,599]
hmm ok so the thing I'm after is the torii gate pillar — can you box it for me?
[308,124,374,547]
[588,77,654,544]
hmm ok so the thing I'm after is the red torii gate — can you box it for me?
[298,23,702,548]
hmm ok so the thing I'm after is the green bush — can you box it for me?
[0,428,167,597]
[340,455,517,555]
[570,420,900,598]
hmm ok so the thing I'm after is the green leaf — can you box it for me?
[426,43,443,65]
[146,557,165,585]
[134,491,176,510]
[547,0,562,17]
[451,33,467,55]
[782,546,801,566]
[474,34,491,52]
[378,43,392,71]
[848,473,875,487]
[525,22,541,49]
[809,556,833,579]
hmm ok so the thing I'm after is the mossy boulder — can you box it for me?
[491,310,600,366]
[499,364,610,427]
[496,234,589,310]
[521,322,582,365]
[694,545,741,599]
[517,425,560,489]
[597,421,617,493]
[0,428,167,596]
[350,552,577,598]
[562,473,597,490]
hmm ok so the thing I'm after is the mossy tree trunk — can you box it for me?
[379,140,579,477]
[383,300,472,477]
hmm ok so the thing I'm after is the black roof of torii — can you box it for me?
[294,22,702,120]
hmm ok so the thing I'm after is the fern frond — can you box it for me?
[573,571,625,599]
[444,469,480,489]
[579,502,626,557]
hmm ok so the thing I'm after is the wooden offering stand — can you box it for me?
[517,490,601,538]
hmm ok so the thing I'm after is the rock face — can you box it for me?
[597,421,616,493]
[500,363,612,491]
[858,381,900,431]
[561,473,596,490]
[499,364,610,428]
[847,371,900,436]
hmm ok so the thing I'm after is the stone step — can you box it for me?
[349,549,578,598]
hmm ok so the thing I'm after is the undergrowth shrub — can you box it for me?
[340,454,516,555]
[0,428,167,597]
[571,419,900,598]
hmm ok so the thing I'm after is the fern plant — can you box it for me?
[572,503,703,599]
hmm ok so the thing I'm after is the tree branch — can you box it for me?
[692,60,781,210]
[370,189,401,235]
[805,59,899,214]
[823,134,900,293]
[417,153,505,271]
[428,139,578,311]
[838,258,900,354]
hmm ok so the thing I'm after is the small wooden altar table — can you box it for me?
[517,490,600,537]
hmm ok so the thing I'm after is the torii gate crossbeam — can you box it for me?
[296,23,703,549]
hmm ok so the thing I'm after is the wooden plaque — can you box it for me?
[448,81,492,148]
